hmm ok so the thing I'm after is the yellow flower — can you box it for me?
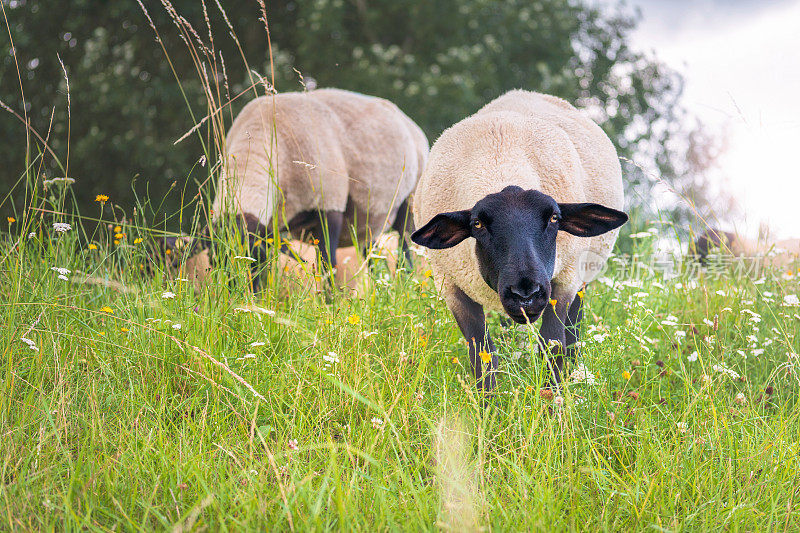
[165,249,172,256]
[100,306,114,314]
[254,239,263,247]
[418,335,428,348]
[549,298,557,308]
[98,331,106,336]
[120,327,129,333]
[114,226,122,233]
[133,238,143,244]
[424,269,433,278]
[622,370,631,380]
[7,217,15,224]
[95,194,109,203]
[478,350,492,364]
[266,238,274,244]
[88,243,98,250]
[577,289,585,300]
[451,357,458,364]
[347,314,360,325]
[312,238,320,245]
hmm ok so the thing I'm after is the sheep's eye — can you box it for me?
[549,214,559,224]
[473,220,483,230]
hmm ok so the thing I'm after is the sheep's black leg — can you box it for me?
[538,291,571,387]
[391,197,415,267]
[447,285,497,393]
[316,210,343,273]
[565,292,583,353]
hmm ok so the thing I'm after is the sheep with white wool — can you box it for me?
[412,90,628,391]
[213,88,428,271]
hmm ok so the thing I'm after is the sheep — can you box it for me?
[411,90,628,391]
[693,229,800,270]
[212,88,428,273]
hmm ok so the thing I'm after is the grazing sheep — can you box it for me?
[212,88,428,271]
[693,229,800,269]
[412,90,628,391]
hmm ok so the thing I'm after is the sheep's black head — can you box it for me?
[411,185,628,324]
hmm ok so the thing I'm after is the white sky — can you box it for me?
[620,0,800,238]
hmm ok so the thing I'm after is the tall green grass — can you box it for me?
[2,208,800,530]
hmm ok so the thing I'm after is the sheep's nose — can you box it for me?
[510,283,543,302]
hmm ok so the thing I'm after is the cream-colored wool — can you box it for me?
[413,90,624,312]
[213,88,428,245]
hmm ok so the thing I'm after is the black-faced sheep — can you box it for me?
[213,88,428,271]
[411,90,628,391]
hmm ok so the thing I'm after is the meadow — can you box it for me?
[2,193,799,531]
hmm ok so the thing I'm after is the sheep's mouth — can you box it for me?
[504,305,545,325]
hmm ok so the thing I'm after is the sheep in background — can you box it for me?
[412,90,628,391]
[693,229,800,270]
[213,88,428,272]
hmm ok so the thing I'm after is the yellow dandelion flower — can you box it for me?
[451,357,458,364]
[98,331,106,336]
[347,314,360,325]
[114,226,122,233]
[266,238,274,244]
[120,327,129,333]
[165,249,172,255]
[478,350,492,364]
[424,269,433,278]
[254,239,263,247]
[88,243,98,250]
[577,289,585,300]
[7,217,15,224]
[95,194,109,203]
[312,238,320,245]
[622,370,631,380]
[133,237,143,244]
[100,306,114,314]
[549,298,557,308]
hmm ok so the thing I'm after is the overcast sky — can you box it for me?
[612,0,800,238]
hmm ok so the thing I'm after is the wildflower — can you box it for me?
[577,288,585,299]
[134,237,143,244]
[28,232,35,239]
[712,363,740,380]
[52,222,71,233]
[323,352,340,364]
[540,388,554,400]
[162,291,175,299]
[250,341,266,347]
[569,363,597,385]
[100,306,114,314]
[734,392,746,405]
[702,318,714,328]
[171,323,181,330]
[423,269,433,278]
[676,422,688,434]
[687,351,699,362]
[371,417,384,429]
[287,439,299,451]
[478,350,492,364]
[549,298,557,308]
[715,290,726,297]
[347,314,360,325]
[765,385,774,396]
[782,294,800,307]
[592,333,607,343]
[51,267,70,280]
[120,327,129,333]
[88,243,98,250]
[622,370,631,380]
[95,194,109,203]
[21,337,39,352]
[451,357,458,364]
[7,217,14,224]
[418,335,428,348]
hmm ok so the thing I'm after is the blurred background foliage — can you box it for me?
[0,0,724,231]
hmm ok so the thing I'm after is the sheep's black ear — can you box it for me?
[557,203,628,237]
[411,210,472,249]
